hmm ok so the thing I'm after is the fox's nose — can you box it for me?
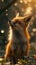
[9,20,15,27]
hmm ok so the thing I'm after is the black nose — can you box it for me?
[9,20,15,27]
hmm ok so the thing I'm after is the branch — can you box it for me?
[0,0,17,17]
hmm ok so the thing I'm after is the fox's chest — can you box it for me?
[11,29,27,50]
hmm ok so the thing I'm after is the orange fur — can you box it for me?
[4,16,31,63]
[23,27,30,56]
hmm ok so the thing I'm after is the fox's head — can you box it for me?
[9,15,31,28]
[8,15,32,41]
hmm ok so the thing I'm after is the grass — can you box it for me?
[0,43,36,65]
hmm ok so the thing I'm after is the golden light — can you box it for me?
[32,28,36,32]
[25,7,32,15]
[28,0,32,3]
[20,0,23,3]
[1,30,4,33]
[14,3,18,6]
[0,58,3,61]
[23,0,28,4]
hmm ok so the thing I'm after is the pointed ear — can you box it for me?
[24,15,32,22]
[12,15,32,22]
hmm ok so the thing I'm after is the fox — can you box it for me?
[4,15,31,64]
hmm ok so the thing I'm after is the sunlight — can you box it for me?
[32,28,36,32]
[25,7,32,15]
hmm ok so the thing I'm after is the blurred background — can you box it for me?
[0,0,36,61]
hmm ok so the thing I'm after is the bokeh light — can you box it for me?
[24,7,32,15]
[32,28,36,32]
[1,30,4,34]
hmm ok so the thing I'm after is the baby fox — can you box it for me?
[4,15,31,64]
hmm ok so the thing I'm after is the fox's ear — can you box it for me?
[12,15,32,22]
[23,15,32,22]
[8,15,32,26]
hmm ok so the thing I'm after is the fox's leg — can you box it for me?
[4,40,14,59]
[4,40,17,64]
[25,42,30,57]
[26,30,30,56]
[24,29,30,57]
